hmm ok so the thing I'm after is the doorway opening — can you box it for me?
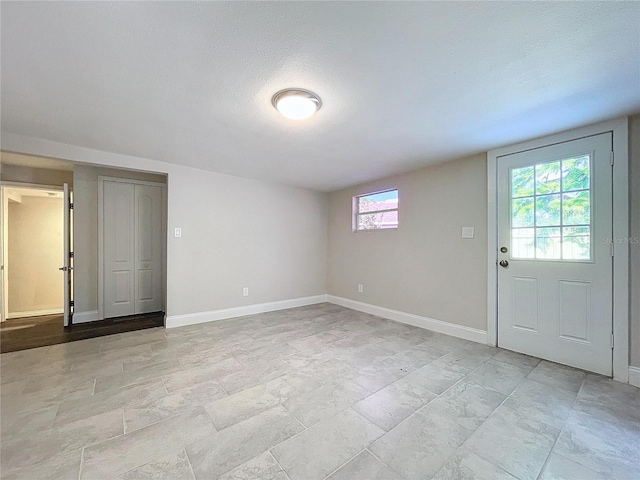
[2,185,65,319]
[487,118,630,382]
[0,184,67,343]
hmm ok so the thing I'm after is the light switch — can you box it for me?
[174,227,182,238]
[461,227,474,239]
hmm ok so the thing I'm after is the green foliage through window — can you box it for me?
[510,155,591,260]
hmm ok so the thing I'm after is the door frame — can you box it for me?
[487,117,630,382]
[98,176,167,321]
[0,181,66,322]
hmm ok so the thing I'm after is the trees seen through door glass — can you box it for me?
[511,155,591,260]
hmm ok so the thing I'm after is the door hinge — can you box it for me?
[69,251,74,259]
[611,334,614,349]
[611,243,615,257]
[69,300,74,307]
[610,151,614,166]
[70,202,74,209]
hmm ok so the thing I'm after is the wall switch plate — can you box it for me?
[174,227,182,238]
[461,227,475,239]
[358,284,363,293]
[242,287,249,297]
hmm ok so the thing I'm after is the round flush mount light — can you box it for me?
[272,88,322,120]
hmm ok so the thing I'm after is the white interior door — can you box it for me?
[62,183,72,327]
[497,133,613,375]
[104,181,136,318]
[134,184,163,314]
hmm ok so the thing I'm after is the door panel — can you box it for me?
[134,184,162,314]
[104,181,135,318]
[497,133,613,375]
[558,280,590,342]
[512,276,538,332]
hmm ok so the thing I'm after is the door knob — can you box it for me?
[499,260,509,268]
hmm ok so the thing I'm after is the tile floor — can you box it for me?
[1,303,638,480]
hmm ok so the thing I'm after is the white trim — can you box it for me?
[1,185,6,322]
[97,176,166,188]
[611,119,630,383]
[72,310,100,324]
[487,117,629,382]
[629,367,640,388]
[327,295,488,344]
[7,308,63,319]
[98,178,104,320]
[98,176,167,321]
[165,295,328,329]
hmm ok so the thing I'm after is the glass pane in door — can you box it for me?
[511,154,591,260]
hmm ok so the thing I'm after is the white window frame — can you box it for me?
[353,188,399,232]
[487,117,629,383]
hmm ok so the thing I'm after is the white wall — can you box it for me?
[328,154,487,332]
[7,196,63,316]
[1,133,328,324]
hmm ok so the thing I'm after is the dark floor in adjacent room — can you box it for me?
[0,312,165,353]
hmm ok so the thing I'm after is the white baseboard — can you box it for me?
[72,310,100,324]
[327,295,488,345]
[629,366,640,388]
[165,294,328,329]
[7,308,63,319]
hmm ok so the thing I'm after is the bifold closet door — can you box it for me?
[104,181,163,318]
[104,181,136,318]
[134,184,162,314]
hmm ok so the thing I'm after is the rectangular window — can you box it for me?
[510,154,591,260]
[354,189,398,231]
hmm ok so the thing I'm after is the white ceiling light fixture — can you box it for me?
[272,88,322,120]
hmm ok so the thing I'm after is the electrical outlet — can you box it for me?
[174,227,182,238]
[358,284,363,293]
[461,227,474,239]
[242,287,249,297]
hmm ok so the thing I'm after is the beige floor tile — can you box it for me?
[205,378,296,430]
[1,408,123,477]
[2,305,636,480]
[284,378,371,427]
[118,449,196,480]
[125,379,226,432]
[54,379,167,427]
[325,450,403,480]
[187,406,303,479]
[81,408,214,479]
[272,409,384,480]
[369,407,473,480]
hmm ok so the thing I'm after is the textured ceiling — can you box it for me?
[1,2,639,191]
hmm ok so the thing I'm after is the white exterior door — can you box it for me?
[497,133,613,375]
[134,184,163,314]
[104,181,136,318]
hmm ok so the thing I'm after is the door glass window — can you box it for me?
[511,155,591,260]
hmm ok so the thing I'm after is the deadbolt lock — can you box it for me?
[500,247,508,253]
